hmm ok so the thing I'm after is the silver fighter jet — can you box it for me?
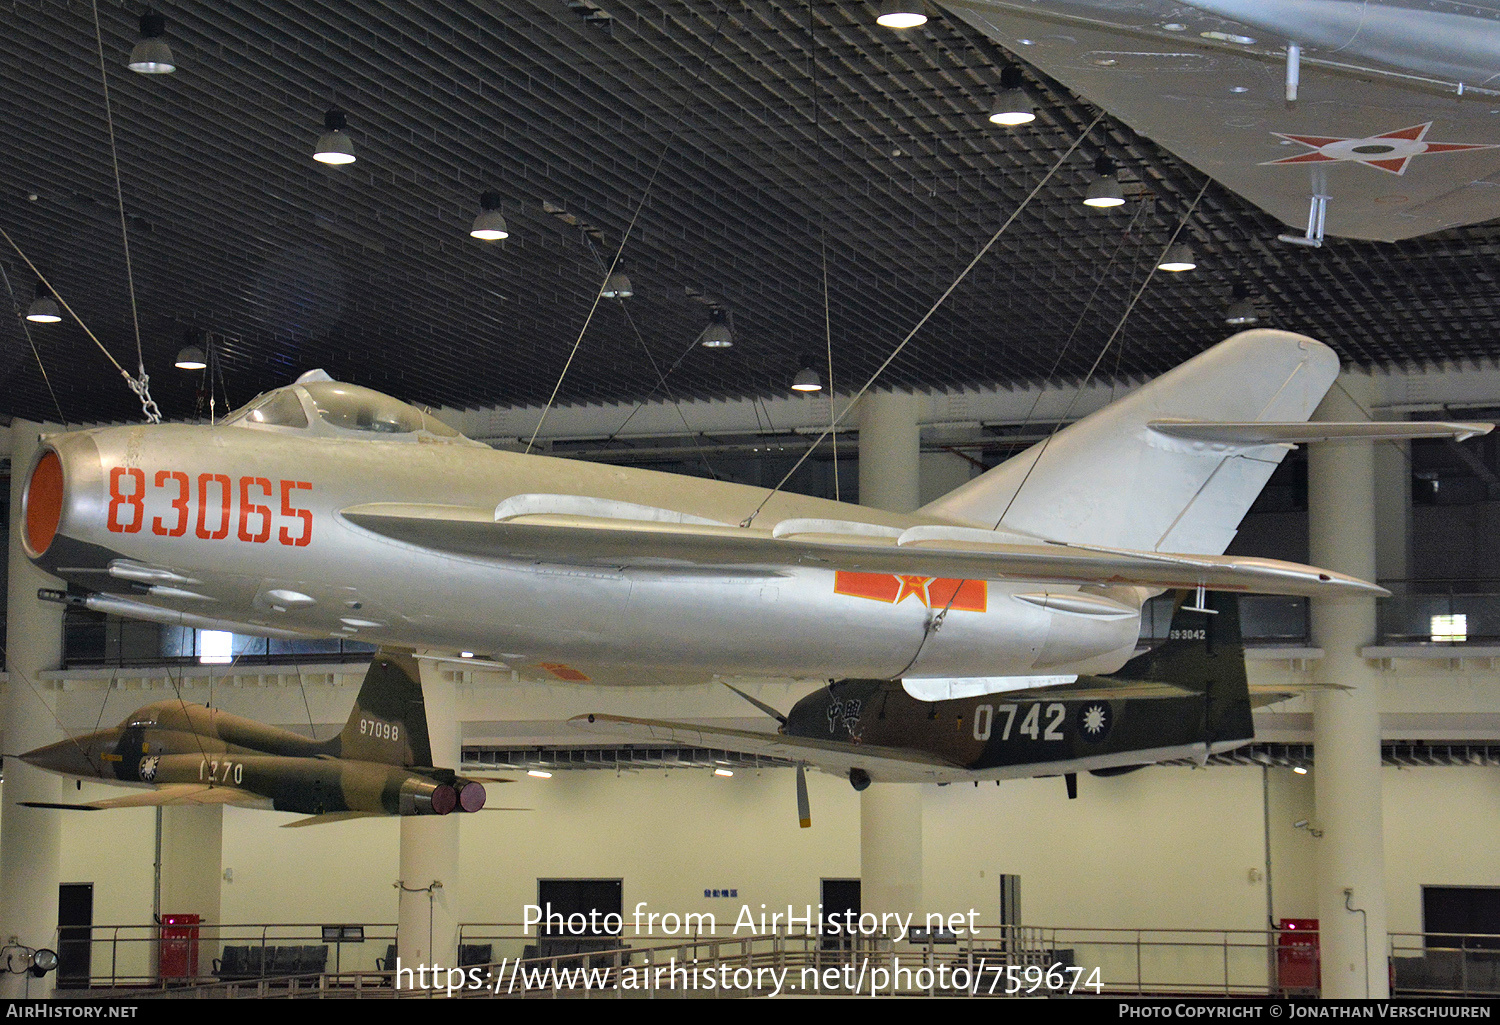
[17,330,1487,692]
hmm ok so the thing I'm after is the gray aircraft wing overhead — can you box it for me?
[942,0,1500,241]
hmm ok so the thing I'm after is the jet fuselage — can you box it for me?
[24,405,1143,682]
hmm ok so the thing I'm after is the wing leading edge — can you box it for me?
[341,503,1382,598]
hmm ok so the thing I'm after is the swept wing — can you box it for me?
[23,784,271,811]
[341,503,1382,598]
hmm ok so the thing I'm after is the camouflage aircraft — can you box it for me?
[16,330,1487,692]
[943,0,1500,242]
[574,590,1275,823]
[20,649,491,825]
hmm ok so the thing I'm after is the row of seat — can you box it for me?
[212,945,328,980]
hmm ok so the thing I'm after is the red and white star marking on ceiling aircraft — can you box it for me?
[943,0,1500,241]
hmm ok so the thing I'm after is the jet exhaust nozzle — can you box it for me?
[455,779,487,813]
[430,783,458,815]
[398,777,459,815]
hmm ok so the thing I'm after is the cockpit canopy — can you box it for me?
[224,371,475,444]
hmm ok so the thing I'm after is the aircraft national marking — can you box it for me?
[1261,123,1500,175]
[834,571,987,612]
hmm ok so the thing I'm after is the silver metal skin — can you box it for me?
[22,333,1398,688]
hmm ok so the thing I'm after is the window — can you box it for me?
[242,388,308,428]
[303,381,424,434]
[1431,614,1467,643]
[198,630,233,664]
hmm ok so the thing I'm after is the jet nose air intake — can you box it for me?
[24,449,63,557]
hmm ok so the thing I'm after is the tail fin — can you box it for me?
[1115,591,1253,742]
[335,649,434,767]
[918,330,1338,554]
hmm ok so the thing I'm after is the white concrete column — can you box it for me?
[1,423,65,996]
[919,451,975,507]
[1308,375,1388,999]
[158,806,223,936]
[1373,439,1410,583]
[859,785,923,923]
[857,390,925,928]
[397,663,459,982]
[858,391,923,514]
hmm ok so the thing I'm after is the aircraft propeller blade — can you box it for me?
[796,764,811,829]
[723,682,787,725]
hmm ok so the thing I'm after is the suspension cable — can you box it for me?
[738,112,1106,527]
[90,0,158,423]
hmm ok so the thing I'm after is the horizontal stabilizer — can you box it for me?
[1249,681,1352,708]
[343,505,1383,598]
[1148,420,1493,446]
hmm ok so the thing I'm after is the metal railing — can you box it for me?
[56,921,398,994]
[53,921,1374,998]
[1390,932,1500,997]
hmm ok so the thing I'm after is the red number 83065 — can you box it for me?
[107,468,312,546]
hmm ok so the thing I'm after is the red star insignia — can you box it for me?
[894,575,935,606]
[1262,122,1499,176]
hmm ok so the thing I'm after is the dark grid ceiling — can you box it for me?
[3,0,1500,426]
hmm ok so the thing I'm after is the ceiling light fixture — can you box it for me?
[25,283,60,323]
[791,367,822,392]
[1224,283,1260,326]
[1157,243,1197,272]
[875,0,927,30]
[128,10,176,74]
[699,308,733,349]
[470,191,509,240]
[174,345,207,370]
[989,66,1035,126]
[1083,155,1124,208]
[527,769,553,779]
[313,109,356,165]
[601,270,633,299]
